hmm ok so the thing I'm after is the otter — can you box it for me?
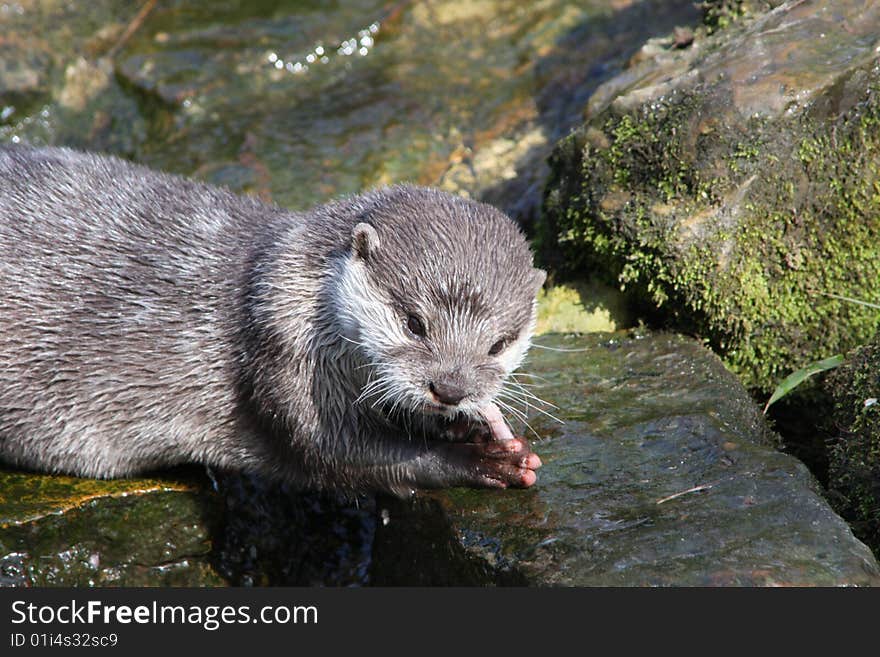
[0,145,545,496]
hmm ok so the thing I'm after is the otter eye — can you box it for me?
[488,338,507,356]
[405,314,426,338]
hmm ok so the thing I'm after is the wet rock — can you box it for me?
[58,57,112,111]
[371,333,880,586]
[2,333,876,587]
[0,2,150,154]
[1,0,704,225]
[29,0,695,222]
[0,468,224,586]
[824,334,880,557]
[540,0,880,390]
[0,466,378,587]
[0,33,51,114]
[433,0,702,227]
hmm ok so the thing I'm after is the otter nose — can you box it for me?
[429,381,467,406]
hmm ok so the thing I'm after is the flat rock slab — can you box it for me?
[371,332,880,586]
[0,469,224,586]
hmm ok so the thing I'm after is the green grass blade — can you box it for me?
[763,354,845,414]
[819,292,880,310]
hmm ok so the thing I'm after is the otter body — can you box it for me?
[0,146,544,495]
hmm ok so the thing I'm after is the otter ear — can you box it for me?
[531,268,547,293]
[352,223,379,261]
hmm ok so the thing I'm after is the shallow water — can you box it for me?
[1,0,700,218]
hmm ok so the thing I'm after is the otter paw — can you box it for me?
[445,437,542,489]
[436,415,508,444]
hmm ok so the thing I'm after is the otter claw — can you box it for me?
[436,435,541,489]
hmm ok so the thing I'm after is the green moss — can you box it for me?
[0,468,223,586]
[0,468,198,527]
[825,337,880,554]
[698,1,778,33]
[535,282,632,334]
[540,73,880,391]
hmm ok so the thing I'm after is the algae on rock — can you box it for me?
[697,1,783,33]
[0,469,224,586]
[540,0,880,391]
[825,334,880,556]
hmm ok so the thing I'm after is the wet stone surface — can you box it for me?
[0,468,223,586]
[371,333,880,586]
[0,0,700,225]
[212,472,374,587]
[0,466,379,587]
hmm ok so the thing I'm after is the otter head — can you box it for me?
[333,186,545,422]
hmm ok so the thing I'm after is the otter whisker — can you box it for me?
[355,371,394,405]
[497,388,564,425]
[386,386,409,418]
[493,395,528,422]
[355,379,389,405]
[526,404,565,425]
[510,371,550,383]
[499,388,556,424]
[493,398,541,441]
[496,391,556,439]
[502,385,546,405]
[361,378,396,407]
[372,376,414,419]
[528,343,590,352]
[505,378,546,392]
[371,384,400,409]
[401,409,415,443]
[501,383,558,409]
[501,379,543,388]
[336,333,370,349]
[496,390,534,419]
[495,398,541,440]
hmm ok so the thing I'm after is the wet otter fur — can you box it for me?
[0,146,544,496]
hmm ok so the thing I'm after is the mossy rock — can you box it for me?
[540,0,880,391]
[697,1,782,33]
[825,335,880,555]
[535,281,632,334]
[0,468,226,586]
[0,466,377,586]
